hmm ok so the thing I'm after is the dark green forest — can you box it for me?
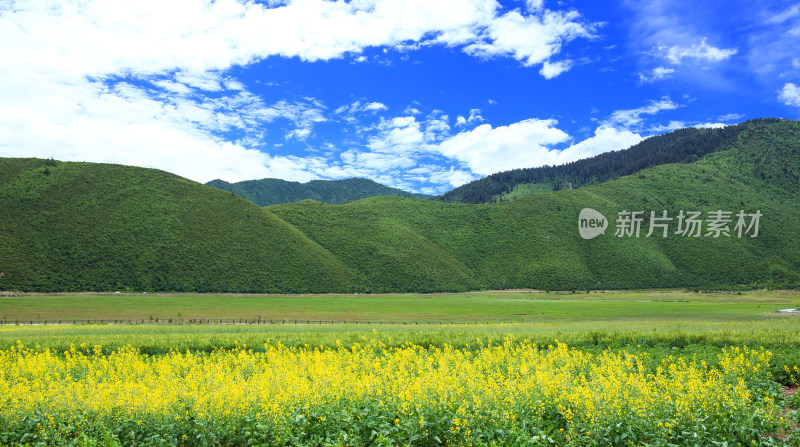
[438,119,784,204]
[1,119,798,292]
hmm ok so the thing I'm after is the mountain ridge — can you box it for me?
[1,118,798,292]
[207,177,430,206]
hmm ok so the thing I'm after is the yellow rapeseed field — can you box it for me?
[0,335,791,446]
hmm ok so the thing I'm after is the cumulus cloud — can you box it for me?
[432,119,644,176]
[779,83,800,107]
[561,126,643,159]
[462,8,594,74]
[456,109,484,127]
[367,116,427,153]
[539,60,573,79]
[363,102,389,112]
[435,119,570,175]
[403,106,422,115]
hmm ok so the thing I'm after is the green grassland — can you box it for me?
[1,119,799,293]
[495,181,554,201]
[1,290,799,323]
[2,292,800,390]
[2,290,800,379]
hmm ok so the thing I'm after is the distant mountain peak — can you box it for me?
[207,177,430,206]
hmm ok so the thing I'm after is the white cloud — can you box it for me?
[693,122,727,129]
[647,120,688,133]
[638,66,675,82]
[766,4,800,24]
[467,109,483,124]
[0,58,328,181]
[456,109,484,127]
[0,72,332,182]
[424,115,451,141]
[746,5,800,88]
[151,79,193,95]
[339,150,416,171]
[463,9,594,74]
[605,97,679,129]
[525,0,544,12]
[648,119,731,133]
[337,100,389,115]
[718,113,744,122]
[433,119,644,176]
[435,119,570,175]
[660,38,737,65]
[426,98,682,177]
[363,102,389,112]
[562,126,643,159]
[0,0,594,75]
[444,167,480,188]
[779,83,800,107]
[539,60,573,79]
[367,116,427,153]
[0,0,599,188]
[624,1,748,89]
[285,128,312,140]
[410,165,479,189]
[174,71,224,92]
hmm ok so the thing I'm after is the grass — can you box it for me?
[1,290,799,322]
[495,181,554,202]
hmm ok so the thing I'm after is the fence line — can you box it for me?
[0,318,526,326]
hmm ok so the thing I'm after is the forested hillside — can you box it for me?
[438,119,781,204]
[207,177,429,206]
[0,160,360,292]
[1,119,798,292]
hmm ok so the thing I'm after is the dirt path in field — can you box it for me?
[769,385,799,442]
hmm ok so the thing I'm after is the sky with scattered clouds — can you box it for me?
[1,0,798,194]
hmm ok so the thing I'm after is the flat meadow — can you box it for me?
[0,290,799,446]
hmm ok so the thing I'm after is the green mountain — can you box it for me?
[438,119,774,204]
[0,159,360,293]
[207,177,430,206]
[1,119,798,292]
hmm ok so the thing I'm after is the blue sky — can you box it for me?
[1,0,799,194]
